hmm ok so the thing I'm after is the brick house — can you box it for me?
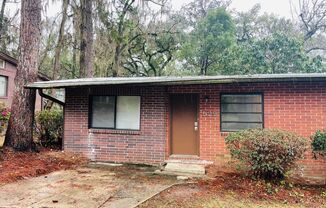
[27,74,326,183]
[0,52,49,110]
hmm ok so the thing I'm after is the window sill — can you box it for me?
[89,128,141,135]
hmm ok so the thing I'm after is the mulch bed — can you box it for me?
[202,172,325,205]
[140,165,326,208]
[0,148,88,185]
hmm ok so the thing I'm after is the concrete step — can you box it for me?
[164,162,206,175]
[165,159,212,165]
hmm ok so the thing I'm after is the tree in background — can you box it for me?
[0,0,19,55]
[298,0,325,41]
[234,4,298,42]
[218,33,325,75]
[176,0,230,29]
[53,0,69,80]
[174,0,325,76]
[5,0,41,150]
[80,0,93,78]
[1,0,325,79]
[180,8,235,75]
[94,0,175,77]
[124,22,178,76]
[0,0,7,39]
[95,0,138,77]
[296,0,326,59]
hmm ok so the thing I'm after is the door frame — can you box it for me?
[169,93,200,156]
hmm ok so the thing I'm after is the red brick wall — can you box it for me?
[167,82,326,183]
[64,86,167,164]
[64,82,326,182]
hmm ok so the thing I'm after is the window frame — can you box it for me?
[0,75,8,97]
[88,95,141,131]
[220,92,264,132]
[0,60,5,69]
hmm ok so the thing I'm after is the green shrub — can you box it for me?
[225,129,307,180]
[311,130,326,156]
[35,110,63,148]
[0,102,10,134]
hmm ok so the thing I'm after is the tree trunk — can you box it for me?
[72,3,80,79]
[4,0,41,151]
[53,0,69,80]
[80,0,93,78]
[112,45,121,77]
[44,0,69,110]
[0,0,6,39]
[43,0,69,110]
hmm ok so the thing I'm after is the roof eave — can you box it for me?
[0,52,18,66]
[25,76,326,89]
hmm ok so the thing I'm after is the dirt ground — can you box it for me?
[0,148,88,185]
[0,149,325,208]
[0,163,178,208]
[139,172,326,208]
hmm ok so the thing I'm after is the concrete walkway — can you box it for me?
[0,165,177,208]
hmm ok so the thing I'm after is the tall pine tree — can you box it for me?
[5,0,41,150]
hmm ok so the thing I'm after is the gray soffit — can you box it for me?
[26,73,326,89]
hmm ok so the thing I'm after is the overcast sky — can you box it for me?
[6,0,300,20]
[173,0,299,19]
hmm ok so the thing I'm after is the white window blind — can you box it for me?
[0,76,7,97]
[90,96,141,130]
[116,96,140,130]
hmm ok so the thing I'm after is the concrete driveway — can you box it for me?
[0,164,177,208]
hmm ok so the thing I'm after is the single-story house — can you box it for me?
[0,52,49,110]
[27,74,326,183]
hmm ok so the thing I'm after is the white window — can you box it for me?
[116,96,141,130]
[90,96,141,130]
[0,60,5,69]
[0,76,7,97]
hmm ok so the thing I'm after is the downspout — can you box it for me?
[38,89,65,150]
[38,89,65,106]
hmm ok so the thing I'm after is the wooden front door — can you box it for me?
[170,94,199,155]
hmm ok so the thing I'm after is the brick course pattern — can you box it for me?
[64,82,326,183]
[64,86,167,164]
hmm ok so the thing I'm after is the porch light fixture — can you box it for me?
[204,96,209,102]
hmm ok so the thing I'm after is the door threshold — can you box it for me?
[169,154,200,160]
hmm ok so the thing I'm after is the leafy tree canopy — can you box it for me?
[180,8,236,75]
[0,0,325,78]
